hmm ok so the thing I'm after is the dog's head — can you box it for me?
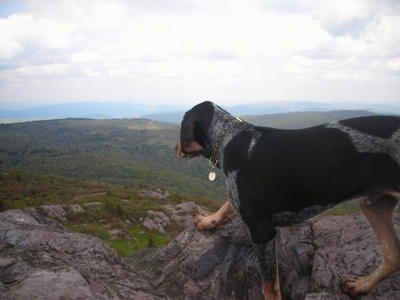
[176,101,216,159]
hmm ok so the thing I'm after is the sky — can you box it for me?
[0,0,400,109]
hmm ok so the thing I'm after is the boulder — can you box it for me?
[67,204,85,214]
[0,209,161,299]
[142,210,170,233]
[37,205,66,222]
[142,202,206,233]
[127,210,400,299]
[162,201,207,228]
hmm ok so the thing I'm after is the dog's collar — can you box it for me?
[208,117,244,181]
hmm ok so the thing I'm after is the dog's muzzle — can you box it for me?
[175,142,187,158]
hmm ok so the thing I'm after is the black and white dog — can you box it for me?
[176,101,400,299]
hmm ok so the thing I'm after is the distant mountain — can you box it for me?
[242,110,378,129]
[0,102,188,121]
[140,112,185,123]
[227,101,400,116]
[146,102,400,123]
[1,101,399,123]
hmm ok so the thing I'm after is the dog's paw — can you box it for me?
[342,277,371,298]
[193,213,219,231]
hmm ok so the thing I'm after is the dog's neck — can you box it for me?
[209,116,244,167]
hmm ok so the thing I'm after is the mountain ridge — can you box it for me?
[1,101,399,123]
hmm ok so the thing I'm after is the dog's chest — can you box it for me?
[226,170,240,213]
[221,130,262,213]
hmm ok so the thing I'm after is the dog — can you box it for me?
[176,101,400,299]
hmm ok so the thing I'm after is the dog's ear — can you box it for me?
[180,114,207,155]
[179,101,215,157]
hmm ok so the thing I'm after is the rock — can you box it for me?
[127,218,262,299]
[0,208,162,300]
[127,211,400,300]
[163,201,206,216]
[142,211,170,233]
[139,190,168,201]
[142,203,206,233]
[162,201,207,228]
[142,218,159,232]
[1,206,399,299]
[37,205,66,222]
[67,204,85,214]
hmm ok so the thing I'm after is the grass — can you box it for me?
[0,171,222,257]
[110,225,168,256]
[322,199,360,215]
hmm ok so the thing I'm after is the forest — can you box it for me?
[0,118,227,200]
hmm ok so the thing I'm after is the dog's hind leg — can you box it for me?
[342,192,400,298]
[193,201,236,231]
[248,218,281,300]
[255,238,281,300]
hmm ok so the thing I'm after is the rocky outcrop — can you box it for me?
[1,206,400,299]
[36,204,67,222]
[0,208,160,300]
[126,212,400,299]
[142,202,207,233]
[142,210,171,234]
[162,201,207,228]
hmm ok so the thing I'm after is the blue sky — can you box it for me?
[0,0,399,109]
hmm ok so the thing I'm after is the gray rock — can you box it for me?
[0,209,161,300]
[67,204,85,214]
[37,205,67,222]
[127,212,400,300]
[1,206,399,299]
[126,218,262,300]
[143,211,171,234]
[162,201,207,228]
[142,218,159,232]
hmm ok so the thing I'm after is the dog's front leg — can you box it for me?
[254,238,281,300]
[193,201,236,231]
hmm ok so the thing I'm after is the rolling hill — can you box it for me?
[0,110,383,201]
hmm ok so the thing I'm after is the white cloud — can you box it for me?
[0,0,399,105]
[16,63,70,78]
[0,14,31,60]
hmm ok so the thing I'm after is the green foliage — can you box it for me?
[0,118,226,200]
[323,199,360,215]
[103,199,124,217]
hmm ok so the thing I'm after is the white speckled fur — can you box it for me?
[326,121,400,166]
[248,132,262,159]
[226,170,240,212]
[208,104,250,170]
[208,104,255,212]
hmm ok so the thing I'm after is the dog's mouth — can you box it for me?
[175,141,205,158]
[175,142,189,158]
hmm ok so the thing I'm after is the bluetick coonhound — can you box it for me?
[176,101,400,299]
